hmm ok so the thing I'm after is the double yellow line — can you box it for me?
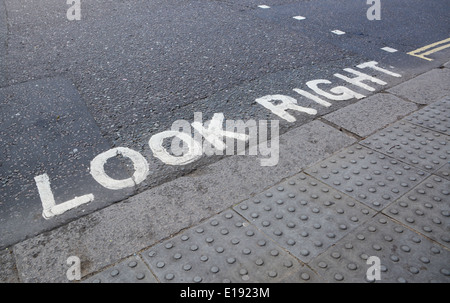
[407,37,450,61]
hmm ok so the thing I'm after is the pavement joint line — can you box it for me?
[360,121,449,174]
[317,117,363,140]
[380,90,429,110]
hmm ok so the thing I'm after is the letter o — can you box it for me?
[149,131,202,165]
[90,147,149,190]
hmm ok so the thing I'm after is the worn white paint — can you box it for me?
[192,113,249,156]
[334,68,387,92]
[293,88,332,107]
[381,47,398,53]
[293,16,306,20]
[90,147,149,190]
[258,5,270,9]
[357,61,402,78]
[255,94,317,122]
[149,130,202,165]
[331,30,346,35]
[306,79,365,101]
[34,173,94,219]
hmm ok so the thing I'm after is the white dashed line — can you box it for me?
[381,47,398,53]
[258,5,271,9]
[293,16,306,20]
[331,30,346,35]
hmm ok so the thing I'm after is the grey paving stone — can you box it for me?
[141,210,301,283]
[361,121,449,173]
[404,96,450,135]
[305,144,429,210]
[311,215,450,283]
[83,255,157,283]
[0,249,19,283]
[387,68,450,104]
[383,175,450,249]
[323,93,418,137]
[234,173,375,263]
[435,163,450,180]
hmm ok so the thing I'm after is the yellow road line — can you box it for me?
[407,37,450,61]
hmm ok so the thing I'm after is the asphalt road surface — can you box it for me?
[1,0,449,249]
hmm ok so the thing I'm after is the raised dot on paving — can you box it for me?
[361,121,449,174]
[383,175,450,248]
[435,163,450,180]
[234,173,375,263]
[141,211,301,283]
[404,96,450,136]
[83,256,157,283]
[305,144,429,210]
[311,215,450,283]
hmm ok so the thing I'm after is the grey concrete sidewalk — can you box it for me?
[1,65,449,283]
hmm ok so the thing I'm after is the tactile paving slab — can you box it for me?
[305,145,429,210]
[361,121,449,173]
[383,175,450,248]
[234,173,375,263]
[311,215,450,283]
[83,255,157,283]
[435,162,450,180]
[280,266,324,283]
[404,96,450,135]
[141,211,302,283]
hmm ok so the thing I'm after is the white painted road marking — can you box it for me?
[192,113,249,156]
[34,174,94,219]
[258,5,270,9]
[256,94,317,122]
[331,30,346,35]
[357,61,402,78]
[149,130,203,166]
[334,68,387,92]
[293,16,306,20]
[381,47,398,53]
[34,61,402,219]
[306,79,365,100]
[90,147,149,190]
